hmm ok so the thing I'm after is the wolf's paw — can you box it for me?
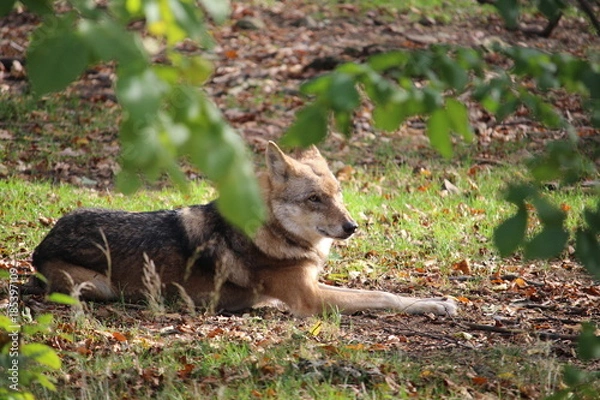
[405,297,458,316]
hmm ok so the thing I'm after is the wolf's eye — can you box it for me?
[307,194,321,203]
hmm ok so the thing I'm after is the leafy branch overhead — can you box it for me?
[2,0,265,234]
[489,0,600,37]
[283,44,600,276]
[283,44,599,149]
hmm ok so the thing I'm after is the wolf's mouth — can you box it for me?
[317,228,353,240]
[317,227,341,239]
[317,227,330,237]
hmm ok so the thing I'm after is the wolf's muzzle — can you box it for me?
[343,220,358,236]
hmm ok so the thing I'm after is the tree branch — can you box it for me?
[576,0,600,36]
[459,322,579,341]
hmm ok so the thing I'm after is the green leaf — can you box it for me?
[116,68,167,123]
[583,205,600,235]
[528,139,593,184]
[367,51,409,72]
[524,226,568,259]
[27,22,89,95]
[32,373,57,391]
[537,72,559,91]
[494,0,520,30]
[281,104,328,147]
[22,312,54,335]
[575,229,600,279]
[537,0,565,21]
[446,99,473,141]
[300,75,331,96]
[455,47,484,73]
[372,91,408,131]
[477,75,512,115]
[0,315,16,331]
[336,62,369,77]
[521,93,564,128]
[46,292,80,305]
[578,322,600,361]
[78,18,147,69]
[178,56,214,85]
[20,343,61,369]
[119,118,162,172]
[115,169,143,195]
[189,128,236,182]
[406,50,433,78]
[531,196,565,226]
[21,0,53,15]
[216,161,265,237]
[422,87,443,113]
[199,0,230,24]
[362,72,394,105]
[0,0,16,16]
[125,0,143,14]
[435,53,468,91]
[164,160,188,191]
[169,0,207,43]
[495,95,520,122]
[34,313,54,328]
[153,65,181,84]
[333,110,352,136]
[426,108,453,158]
[563,364,585,386]
[494,206,528,257]
[328,73,360,112]
[582,71,600,100]
[504,183,535,204]
[591,102,600,127]
[144,0,184,44]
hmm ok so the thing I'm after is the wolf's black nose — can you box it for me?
[343,221,358,235]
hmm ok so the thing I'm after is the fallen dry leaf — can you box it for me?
[112,332,127,342]
[452,259,472,275]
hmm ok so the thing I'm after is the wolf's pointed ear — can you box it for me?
[266,141,291,181]
[295,144,322,161]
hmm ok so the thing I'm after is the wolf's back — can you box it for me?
[32,208,191,274]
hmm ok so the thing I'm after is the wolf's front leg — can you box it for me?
[317,284,458,316]
[393,295,458,316]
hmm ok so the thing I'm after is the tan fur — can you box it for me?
[28,142,457,317]
[42,261,116,301]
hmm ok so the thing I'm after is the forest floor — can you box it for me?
[1,1,599,399]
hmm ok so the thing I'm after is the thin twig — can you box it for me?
[459,322,579,341]
[382,326,475,349]
[576,0,600,36]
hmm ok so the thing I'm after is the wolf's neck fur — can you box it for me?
[253,219,330,262]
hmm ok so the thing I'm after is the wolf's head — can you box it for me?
[264,142,358,247]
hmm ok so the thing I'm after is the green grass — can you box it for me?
[2,97,598,397]
[1,1,598,397]
[0,179,215,253]
[337,152,595,271]
[2,153,597,398]
[319,0,486,23]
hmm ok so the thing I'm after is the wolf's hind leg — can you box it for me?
[37,261,117,301]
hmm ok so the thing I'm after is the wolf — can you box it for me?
[27,142,457,317]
